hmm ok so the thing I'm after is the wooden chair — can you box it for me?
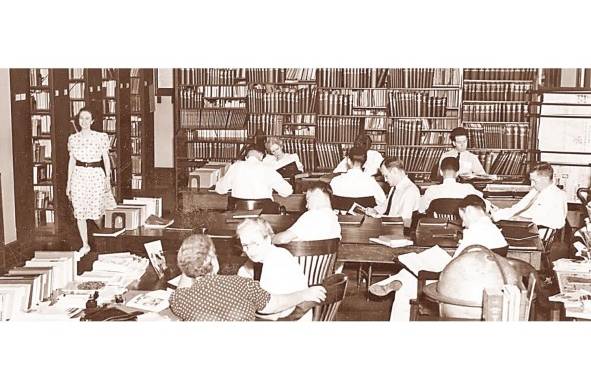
[280,273,348,321]
[425,198,463,223]
[409,256,554,321]
[331,195,376,212]
[576,187,590,209]
[227,196,280,214]
[538,225,558,276]
[278,238,340,286]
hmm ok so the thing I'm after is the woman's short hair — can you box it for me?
[77,106,94,120]
[450,127,468,141]
[265,137,283,151]
[236,218,274,241]
[177,234,219,278]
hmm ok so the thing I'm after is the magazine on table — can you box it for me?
[144,240,167,279]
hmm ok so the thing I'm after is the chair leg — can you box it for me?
[366,264,373,301]
[357,264,362,292]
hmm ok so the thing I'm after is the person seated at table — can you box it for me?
[438,126,487,177]
[492,162,567,235]
[215,144,293,200]
[330,146,386,206]
[272,182,341,245]
[369,194,508,321]
[366,157,420,229]
[236,218,309,319]
[419,156,486,214]
[262,137,304,173]
[333,134,384,176]
[169,234,326,321]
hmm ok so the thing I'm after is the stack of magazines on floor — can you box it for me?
[549,258,591,318]
[9,252,149,321]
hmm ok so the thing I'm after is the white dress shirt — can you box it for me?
[262,153,304,172]
[215,156,293,199]
[330,168,387,205]
[492,184,567,230]
[287,208,342,241]
[439,149,486,176]
[420,178,484,213]
[374,176,420,222]
[453,216,508,258]
[333,149,384,176]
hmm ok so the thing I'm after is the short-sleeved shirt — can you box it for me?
[453,216,508,258]
[330,168,387,205]
[374,176,420,221]
[287,208,342,241]
[333,150,384,176]
[439,149,486,176]
[169,275,271,321]
[420,178,484,213]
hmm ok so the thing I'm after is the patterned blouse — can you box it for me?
[169,275,271,321]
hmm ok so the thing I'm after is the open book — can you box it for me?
[126,290,172,313]
[144,240,167,279]
[276,161,301,178]
[369,234,413,248]
[347,202,367,216]
[144,215,174,229]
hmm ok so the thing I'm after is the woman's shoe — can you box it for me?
[77,245,91,258]
[369,279,403,297]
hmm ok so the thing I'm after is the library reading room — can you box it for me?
[1,67,591,323]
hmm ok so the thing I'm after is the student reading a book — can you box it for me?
[236,218,309,319]
[438,126,487,177]
[66,107,117,258]
[330,146,386,206]
[333,134,384,176]
[370,195,508,321]
[492,162,568,233]
[262,137,304,173]
[419,156,486,213]
[215,144,293,200]
[272,183,341,245]
[169,234,326,321]
[366,158,420,229]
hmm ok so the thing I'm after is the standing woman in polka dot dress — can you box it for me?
[66,107,117,257]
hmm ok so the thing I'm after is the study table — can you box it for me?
[93,212,544,277]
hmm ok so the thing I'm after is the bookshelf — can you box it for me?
[461,68,539,176]
[174,68,249,193]
[10,68,70,240]
[130,69,155,193]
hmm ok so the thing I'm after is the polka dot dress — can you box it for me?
[68,130,117,220]
[169,275,271,321]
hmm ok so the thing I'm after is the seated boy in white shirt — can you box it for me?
[370,194,507,321]
[330,145,386,206]
[492,162,567,233]
[272,183,341,245]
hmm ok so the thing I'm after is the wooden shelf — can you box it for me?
[464,100,529,104]
[463,79,534,83]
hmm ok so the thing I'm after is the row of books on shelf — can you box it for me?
[69,68,84,79]
[179,68,242,85]
[131,155,142,174]
[317,68,388,88]
[386,146,444,173]
[366,131,386,144]
[30,68,49,87]
[463,82,532,101]
[465,123,529,149]
[103,100,117,115]
[102,80,117,98]
[31,115,51,135]
[33,163,53,184]
[485,150,528,176]
[247,68,316,84]
[387,91,449,117]
[282,126,315,137]
[482,278,535,321]
[131,116,142,133]
[186,142,245,160]
[31,91,50,111]
[462,103,528,122]
[108,134,117,149]
[69,81,85,99]
[317,117,363,143]
[0,251,77,320]
[33,141,51,162]
[35,186,53,208]
[248,88,316,113]
[316,142,344,170]
[130,69,140,77]
[281,138,316,172]
[389,68,461,88]
[101,69,117,79]
[131,95,142,112]
[387,120,449,145]
[34,209,54,227]
[131,138,142,154]
[131,174,142,190]
[247,113,315,136]
[130,77,141,94]
[103,117,117,132]
[463,68,537,81]
[186,129,248,141]
[70,100,85,118]
[180,109,248,129]
[318,90,355,115]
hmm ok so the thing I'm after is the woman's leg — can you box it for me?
[76,218,90,249]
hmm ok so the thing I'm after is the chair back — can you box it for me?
[278,238,340,286]
[227,196,280,214]
[491,245,509,257]
[331,195,376,212]
[426,198,463,223]
[577,188,590,207]
[538,226,557,253]
[313,273,348,321]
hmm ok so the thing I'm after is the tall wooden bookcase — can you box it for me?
[130,69,155,193]
[10,68,70,241]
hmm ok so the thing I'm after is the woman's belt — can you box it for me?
[76,160,102,168]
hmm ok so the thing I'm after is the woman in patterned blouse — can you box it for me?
[169,234,326,321]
